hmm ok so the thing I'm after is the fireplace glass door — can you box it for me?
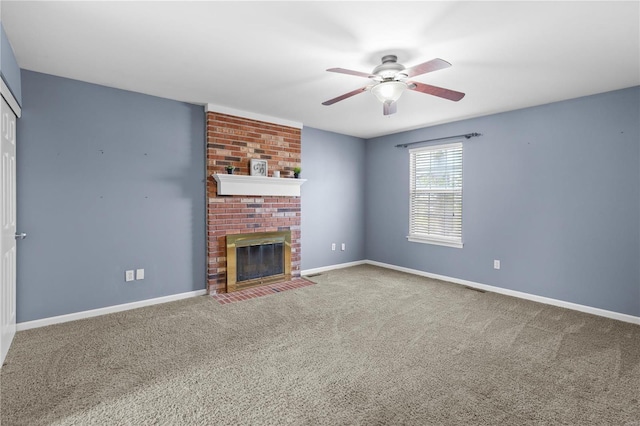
[226,231,291,292]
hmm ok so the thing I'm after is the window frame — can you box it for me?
[407,141,464,249]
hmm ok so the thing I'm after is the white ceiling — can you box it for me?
[2,1,639,139]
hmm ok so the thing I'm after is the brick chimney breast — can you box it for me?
[206,112,302,293]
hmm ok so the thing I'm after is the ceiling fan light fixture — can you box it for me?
[371,81,407,104]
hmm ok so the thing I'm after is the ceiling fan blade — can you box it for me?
[404,58,451,78]
[383,101,397,115]
[327,68,374,79]
[407,81,465,101]
[322,86,369,106]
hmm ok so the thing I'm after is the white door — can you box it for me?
[0,95,17,366]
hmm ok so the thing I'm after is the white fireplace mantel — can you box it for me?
[213,173,306,197]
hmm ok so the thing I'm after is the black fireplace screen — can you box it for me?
[236,242,284,282]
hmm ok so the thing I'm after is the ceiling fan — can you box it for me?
[322,54,465,115]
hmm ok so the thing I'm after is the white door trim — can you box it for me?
[0,78,21,118]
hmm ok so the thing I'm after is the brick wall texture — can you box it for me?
[206,112,302,293]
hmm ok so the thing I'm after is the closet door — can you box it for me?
[1,95,17,366]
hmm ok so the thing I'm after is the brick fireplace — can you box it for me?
[206,111,302,294]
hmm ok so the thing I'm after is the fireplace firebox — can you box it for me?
[226,231,291,292]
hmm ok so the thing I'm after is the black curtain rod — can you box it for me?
[395,132,482,148]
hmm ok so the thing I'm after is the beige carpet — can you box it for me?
[1,265,638,425]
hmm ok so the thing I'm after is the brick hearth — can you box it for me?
[206,112,302,294]
[211,278,315,305]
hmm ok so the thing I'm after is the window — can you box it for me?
[408,142,463,248]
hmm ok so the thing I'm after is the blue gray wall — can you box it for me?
[365,87,640,316]
[13,67,639,320]
[0,22,22,105]
[16,70,206,322]
[301,127,366,270]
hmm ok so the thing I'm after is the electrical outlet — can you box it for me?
[331,243,336,251]
[341,243,346,251]
[494,260,501,270]
[125,270,135,282]
[136,269,145,280]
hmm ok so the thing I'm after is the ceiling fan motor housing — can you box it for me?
[373,55,407,80]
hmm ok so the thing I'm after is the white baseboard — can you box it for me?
[365,260,640,325]
[16,261,638,330]
[302,260,367,276]
[17,289,208,331]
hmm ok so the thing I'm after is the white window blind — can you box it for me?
[408,142,463,248]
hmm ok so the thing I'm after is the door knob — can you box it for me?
[14,232,27,240]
